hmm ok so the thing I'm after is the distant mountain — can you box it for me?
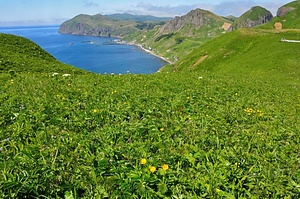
[228,6,273,31]
[106,13,172,22]
[58,14,139,37]
[224,15,238,22]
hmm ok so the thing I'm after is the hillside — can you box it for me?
[59,14,170,37]
[1,28,300,198]
[0,33,82,74]
[228,6,273,31]
[106,13,172,22]
[59,14,140,37]
[125,9,232,63]
[167,28,300,80]
[259,1,300,29]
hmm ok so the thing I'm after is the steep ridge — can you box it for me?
[125,9,232,63]
[158,8,231,36]
[228,6,273,31]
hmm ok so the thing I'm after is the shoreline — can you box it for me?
[128,42,173,65]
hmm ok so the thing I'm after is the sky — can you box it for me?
[0,0,294,26]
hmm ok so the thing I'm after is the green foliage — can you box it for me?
[1,29,300,198]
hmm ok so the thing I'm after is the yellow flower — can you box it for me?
[140,158,147,165]
[162,164,169,171]
[150,166,156,173]
[160,128,164,132]
[93,109,98,113]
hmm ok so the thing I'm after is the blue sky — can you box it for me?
[0,0,293,26]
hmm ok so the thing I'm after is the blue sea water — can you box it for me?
[0,26,167,74]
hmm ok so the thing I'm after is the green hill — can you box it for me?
[0,34,82,74]
[259,1,300,29]
[59,14,139,37]
[228,6,273,31]
[167,28,300,81]
[106,13,172,22]
[1,16,300,198]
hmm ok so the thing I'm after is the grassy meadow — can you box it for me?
[0,30,300,198]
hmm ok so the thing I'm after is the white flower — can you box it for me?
[198,76,203,79]
[62,74,71,77]
[52,72,59,76]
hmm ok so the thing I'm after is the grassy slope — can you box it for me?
[169,28,300,81]
[0,33,300,198]
[259,1,300,29]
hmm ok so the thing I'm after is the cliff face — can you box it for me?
[158,9,231,35]
[229,6,273,31]
[58,14,138,37]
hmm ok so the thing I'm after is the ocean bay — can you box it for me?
[0,26,167,74]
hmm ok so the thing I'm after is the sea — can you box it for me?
[0,26,168,74]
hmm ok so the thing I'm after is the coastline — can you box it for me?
[128,42,173,65]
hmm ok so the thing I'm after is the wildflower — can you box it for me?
[52,72,59,76]
[62,97,66,101]
[62,74,71,77]
[162,164,169,171]
[150,166,156,173]
[93,109,98,113]
[160,128,164,132]
[140,158,147,165]
[198,76,203,79]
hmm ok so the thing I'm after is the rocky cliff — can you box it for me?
[158,9,231,36]
[228,6,273,31]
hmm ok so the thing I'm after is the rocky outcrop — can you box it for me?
[228,6,273,31]
[277,6,296,17]
[158,9,231,35]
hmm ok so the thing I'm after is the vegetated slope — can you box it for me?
[125,9,232,63]
[0,34,82,74]
[59,14,170,37]
[228,6,273,31]
[59,14,139,37]
[106,13,172,22]
[1,33,300,198]
[170,28,300,81]
[259,1,300,29]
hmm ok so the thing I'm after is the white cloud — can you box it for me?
[122,0,291,17]
[83,0,98,7]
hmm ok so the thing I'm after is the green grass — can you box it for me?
[170,29,300,81]
[1,32,300,198]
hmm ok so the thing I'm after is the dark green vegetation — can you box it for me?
[1,16,300,198]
